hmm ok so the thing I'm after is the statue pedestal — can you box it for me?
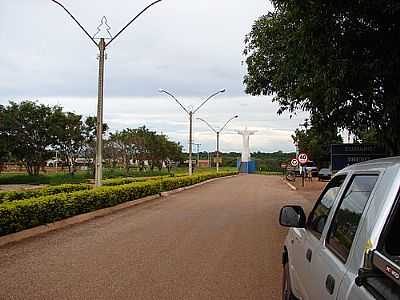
[237,160,256,174]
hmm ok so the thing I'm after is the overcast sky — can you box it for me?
[0,0,308,153]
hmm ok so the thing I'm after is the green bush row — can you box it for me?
[0,171,237,236]
[101,175,170,186]
[0,184,91,204]
[0,173,201,204]
[101,173,188,186]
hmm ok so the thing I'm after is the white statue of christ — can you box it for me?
[237,127,256,162]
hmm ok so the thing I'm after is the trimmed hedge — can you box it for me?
[0,184,91,204]
[0,173,206,204]
[0,171,237,236]
[102,173,188,186]
[102,175,170,186]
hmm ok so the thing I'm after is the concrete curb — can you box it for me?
[0,174,238,248]
[282,179,297,191]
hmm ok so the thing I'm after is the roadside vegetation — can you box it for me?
[0,171,237,236]
[0,169,172,186]
[244,0,400,160]
[0,101,183,177]
[0,167,236,186]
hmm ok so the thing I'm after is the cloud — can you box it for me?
[2,95,306,152]
[0,0,272,98]
[0,0,309,152]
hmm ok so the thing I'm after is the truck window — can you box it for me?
[307,175,347,239]
[327,175,378,262]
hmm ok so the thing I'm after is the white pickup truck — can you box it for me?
[279,157,400,300]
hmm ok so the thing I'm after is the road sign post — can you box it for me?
[298,153,308,187]
[290,159,299,168]
[281,162,288,177]
[287,158,299,182]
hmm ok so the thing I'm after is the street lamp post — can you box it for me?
[159,89,226,175]
[197,115,238,172]
[50,0,163,186]
[192,143,201,168]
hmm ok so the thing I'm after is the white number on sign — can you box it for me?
[298,153,308,164]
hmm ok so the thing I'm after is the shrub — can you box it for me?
[0,184,91,204]
[102,176,169,187]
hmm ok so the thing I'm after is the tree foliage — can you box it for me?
[292,124,343,167]
[1,101,63,175]
[244,0,400,155]
[0,101,108,176]
[107,126,183,173]
[0,101,181,176]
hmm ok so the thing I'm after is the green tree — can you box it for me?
[292,124,343,167]
[53,112,85,174]
[109,129,136,175]
[244,0,400,155]
[1,101,62,175]
[81,116,108,174]
[107,126,183,173]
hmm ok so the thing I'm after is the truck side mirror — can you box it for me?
[279,205,306,228]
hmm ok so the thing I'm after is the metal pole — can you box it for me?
[50,1,163,186]
[95,38,105,187]
[189,112,193,176]
[197,144,200,168]
[216,132,220,172]
[159,89,224,175]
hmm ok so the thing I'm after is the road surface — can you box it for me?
[0,175,319,300]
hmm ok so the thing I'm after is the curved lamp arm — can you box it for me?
[220,115,239,133]
[159,89,189,115]
[50,0,97,47]
[106,0,163,47]
[193,89,225,114]
[196,118,218,134]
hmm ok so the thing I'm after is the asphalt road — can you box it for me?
[0,175,319,300]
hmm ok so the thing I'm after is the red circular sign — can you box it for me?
[298,153,308,164]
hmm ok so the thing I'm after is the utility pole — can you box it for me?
[189,112,193,175]
[50,0,163,186]
[197,115,238,172]
[216,132,220,172]
[159,89,226,175]
[95,38,106,185]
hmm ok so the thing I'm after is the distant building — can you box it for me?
[197,160,210,168]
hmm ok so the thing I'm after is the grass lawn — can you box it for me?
[0,167,237,186]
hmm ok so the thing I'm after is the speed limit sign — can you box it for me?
[298,153,308,164]
[291,158,299,167]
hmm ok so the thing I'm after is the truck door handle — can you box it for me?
[326,275,335,295]
[306,249,312,262]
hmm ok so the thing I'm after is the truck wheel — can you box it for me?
[282,262,296,300]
